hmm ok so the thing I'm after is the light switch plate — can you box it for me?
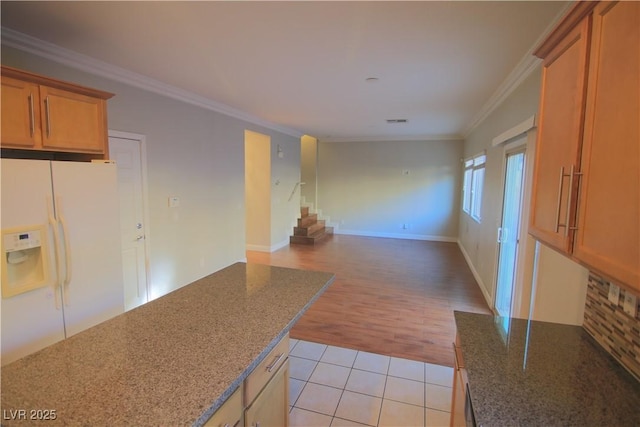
[623,292,637,317]
[168,196,180,208]
[608,284,620,305]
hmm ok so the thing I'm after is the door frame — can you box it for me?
[108,129,151,303]
[490,115,538,319]
[494,146,526,317]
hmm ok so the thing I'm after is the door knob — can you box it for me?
[135,235,145,241]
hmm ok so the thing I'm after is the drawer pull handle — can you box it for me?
[554,166,565,233]
[44,95,52,137]
[564,165,575,237]
[452,342,464,370]
[266,353,284,372]
[28,93,35,137]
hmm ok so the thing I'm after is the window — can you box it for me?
[462,153,486,222]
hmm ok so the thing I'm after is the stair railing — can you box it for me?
[288,181,305,202]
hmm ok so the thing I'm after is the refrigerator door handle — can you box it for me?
[56,196,73,306]
[47,196,63,310]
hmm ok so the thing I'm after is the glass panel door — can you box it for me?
[495,151,525,317]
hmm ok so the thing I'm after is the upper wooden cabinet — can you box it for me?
[1,76,42,148]
[572,1,639,291]
[529,13,591,253]
[530,1,639,292]
[1,66,113,158]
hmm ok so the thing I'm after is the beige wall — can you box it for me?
[300,135,318,209]
[459,67,588,324]
[269,137,302,250]
[245,131,271,251]
[317,139,462,240]
[530,243,588,324]
[1,45,301,299]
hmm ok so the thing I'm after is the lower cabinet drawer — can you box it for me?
[244,334,289,405]
[204,386,243,427]
[244,359,289,427]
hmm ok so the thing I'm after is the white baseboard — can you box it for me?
[335,229,457,243]
[246,238,290,253]
[456,240,494,310]
[246,244,271,253]
[271,239,290,252]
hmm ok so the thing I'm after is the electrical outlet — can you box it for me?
[623,292,637,317]
[608,283,620,305]
[402,169,410,176]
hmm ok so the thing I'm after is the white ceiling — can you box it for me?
[1,1,569,141]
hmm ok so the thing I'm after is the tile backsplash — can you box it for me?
[583,273,640,381]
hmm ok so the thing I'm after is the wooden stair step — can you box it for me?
[300,206,310,217]
[294,220,326,236]
[289,228,331,245]
[298,213,318,228]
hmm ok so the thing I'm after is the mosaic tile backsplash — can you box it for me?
[583,273,640,381]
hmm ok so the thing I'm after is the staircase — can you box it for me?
[290,206,333,245]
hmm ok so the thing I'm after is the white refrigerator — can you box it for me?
[1,158,124,365]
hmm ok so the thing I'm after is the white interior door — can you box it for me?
[109,135,149,311]
[495,150,526,317]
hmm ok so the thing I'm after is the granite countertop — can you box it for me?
[1,262,335,426]
[455,311,640,427]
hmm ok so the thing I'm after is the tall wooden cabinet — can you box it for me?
[1,66,113,158]
[529,1,639,292]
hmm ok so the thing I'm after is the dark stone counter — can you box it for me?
[455,311,640,427]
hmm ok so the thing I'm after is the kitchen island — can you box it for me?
[454,311,640,426]
[1,262,335,426]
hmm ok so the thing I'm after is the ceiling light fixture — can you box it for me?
[386,119,408,123]
[365,77,379,83]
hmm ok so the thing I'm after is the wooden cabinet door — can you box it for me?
[40,85,107,154]
[449,344,466,427]
[529,17,591,253]
[573,1,640,291]
[244,360,289,427]
[1,76,42,148]
[204,386,243,427]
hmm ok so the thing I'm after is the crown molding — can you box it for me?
[1,28,304,139]
[461,55,541,138]
[462,1,573,138]
[319,134,463,143]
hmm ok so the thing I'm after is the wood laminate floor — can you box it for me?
[246,235,491,367]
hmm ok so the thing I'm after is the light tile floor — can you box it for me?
[289,339,453,427]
